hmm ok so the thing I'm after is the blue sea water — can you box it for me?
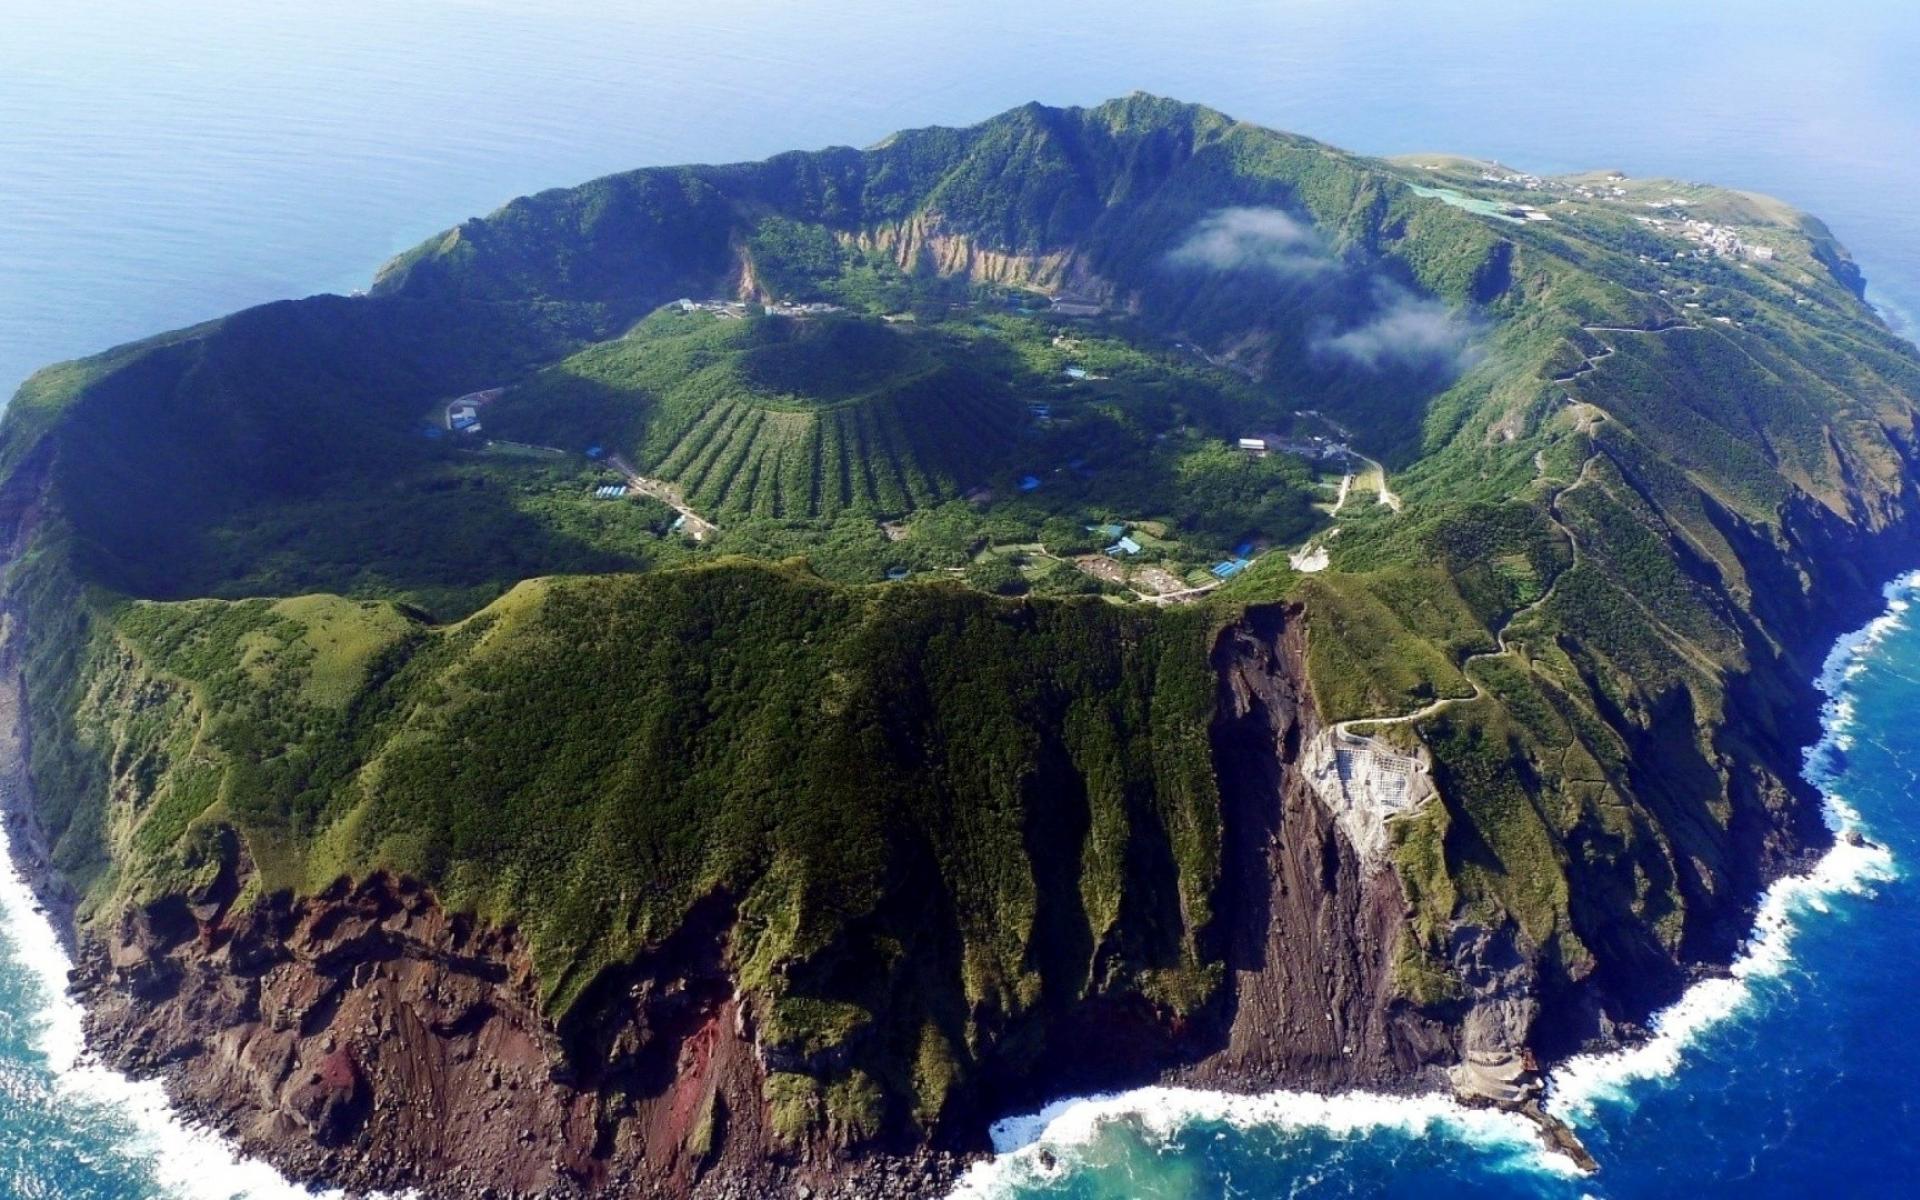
[949,580,1916,1199]
[2,2,1920,1197]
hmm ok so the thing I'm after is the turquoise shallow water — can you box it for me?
[2,2,1920,1197]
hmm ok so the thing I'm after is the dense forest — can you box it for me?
[5,94,1920,1155]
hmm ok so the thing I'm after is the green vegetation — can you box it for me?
[23,557,1221,1130]
[6,93,1920,1144]
[492,312,1030,519]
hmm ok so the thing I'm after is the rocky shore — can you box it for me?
[0,585,1866,1197]
[0,455,1912,1198]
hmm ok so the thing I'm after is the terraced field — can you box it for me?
[491,311,1029,518]
[647,363,1023,517]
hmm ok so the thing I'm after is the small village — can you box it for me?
[1634,214,1777,262]
[672,297,847,319]
[1424,164,1786,264]
[435,294,1407,609]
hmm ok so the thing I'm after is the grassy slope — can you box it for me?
[22,556,1220,1132]
[6,94,1920,1135]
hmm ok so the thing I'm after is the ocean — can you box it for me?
[1,2,1919,1197]
[947,578,1914,1199]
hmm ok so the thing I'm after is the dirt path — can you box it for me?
[1556,321,1693,382]
[1145,579,1224,605]
[607,454,719,540]
[1328,470,1355,515]
[1335,317,1713,737]
[1368,454,1402,513]
[1337,450,1600,738]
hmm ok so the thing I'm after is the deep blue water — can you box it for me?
[2,2,1920,1197]
[950,579,1916,1199]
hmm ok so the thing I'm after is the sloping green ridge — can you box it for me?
[8,92,1920,1137]
[20,553,1220,1127]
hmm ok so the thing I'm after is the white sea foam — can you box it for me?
[948,1084,1579,1198]
[1545,570,1917,1120]
[947,571,1920,1195]
[0,818,351,1200]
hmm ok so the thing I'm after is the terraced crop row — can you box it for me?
[643,368,1023,518]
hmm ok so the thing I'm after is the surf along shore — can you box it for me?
[945,572,1916,1196]
[0,431,1912,1193]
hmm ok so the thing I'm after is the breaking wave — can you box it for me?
[1545,572,1913,1119]
[947,572,1919,1197]
[947,1085,1577,1198]
[0,819,348,1200]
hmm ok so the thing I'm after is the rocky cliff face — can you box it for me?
[842,214,1099,299]
[1181,606,1453,1089]
[69,872,817,1199]
[3,520,1904,1196]
[0,590,1460,1199]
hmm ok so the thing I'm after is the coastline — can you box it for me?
[939,570,1918,1196]
[0,782,349,1200]
[0,525,1911,1197]
[1543,571,1912,1120]
[0,496,350,1200]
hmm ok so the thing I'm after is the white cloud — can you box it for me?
[1314,280,1480,373]
[1167,207,1332,278]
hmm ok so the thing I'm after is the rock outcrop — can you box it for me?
[1182,605,1453,1089]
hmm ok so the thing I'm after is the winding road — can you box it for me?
[607,454,719,540]
[1332,316,1707,735]
[1336,446,1601,738]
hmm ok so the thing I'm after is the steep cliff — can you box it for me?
[4,595,1471,1199]
[2,95,1918,1197]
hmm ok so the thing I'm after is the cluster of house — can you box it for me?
[1475,168,1631,202]
[1237,434,1350,462]
[1477,169,1549,190]
[1630,215,1775,264]
[1565,175,1630,201]
[1088,522,1140,557]
[672,298,846,319]
[1682,219,1774,261]
[765,300,845,317]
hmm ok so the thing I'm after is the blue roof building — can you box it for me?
[1107,536,1142,557]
